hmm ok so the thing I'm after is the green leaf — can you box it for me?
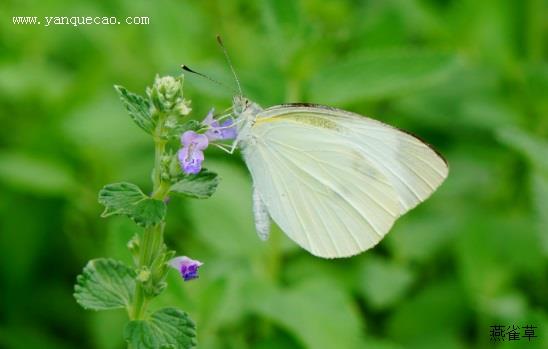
[131,199,167,228]
[98,182,166,228]
[359,256,414,309]
[124,308,197,349]
[165,119,203,141]
[249,280,364,349]
[99,182,147,217]
[170,170,220,199]
[74,258,135,311]
[114,85,155,134]
[307,49,456,105]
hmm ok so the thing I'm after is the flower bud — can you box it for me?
[146,75,184,113]
[127,234,140,264]
[136,267,151,282]
[174,98,192,116]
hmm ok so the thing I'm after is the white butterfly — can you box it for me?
[186,39,449,259]
[225,95,448,258]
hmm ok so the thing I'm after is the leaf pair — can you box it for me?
[98,171,219,227]
[74,259,196,348]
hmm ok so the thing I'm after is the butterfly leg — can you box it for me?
[226,138,240,154]
[210,143,232,152]
[209,138,240,154]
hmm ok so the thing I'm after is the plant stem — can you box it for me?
[129,112,170,322]
[130,223,164,320]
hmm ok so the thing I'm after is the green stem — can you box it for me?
[130,224,164,320]
[131,282,146,320]
[129,112,170,322]
[153,139,166,190]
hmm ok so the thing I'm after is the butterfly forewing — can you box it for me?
[257,105,449,215]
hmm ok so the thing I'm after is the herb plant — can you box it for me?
[73,74,230,349]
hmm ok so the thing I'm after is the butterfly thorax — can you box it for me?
[232,96,263,150]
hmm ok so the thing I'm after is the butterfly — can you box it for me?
[185,38,449,259]
[230,96,448,258]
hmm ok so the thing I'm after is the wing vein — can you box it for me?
[352,128,447,178]
[266,142,384,240]
[353,144,423,202]
[271,144,352,253]
[269,139,397,218]
[257,145,316,252]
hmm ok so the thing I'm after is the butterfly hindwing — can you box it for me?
[243,115,401,258]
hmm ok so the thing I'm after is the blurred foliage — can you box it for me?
[0,0,547,348]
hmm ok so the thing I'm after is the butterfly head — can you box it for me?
[231,95,263,146]
[232,95,262,118]
[232,95,250,114]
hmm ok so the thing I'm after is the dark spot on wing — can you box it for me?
[394,127,449,167]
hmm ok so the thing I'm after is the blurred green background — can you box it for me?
[1,0,547,348]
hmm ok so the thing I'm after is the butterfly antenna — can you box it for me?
[216,35,243,96]
[181,64,237,94]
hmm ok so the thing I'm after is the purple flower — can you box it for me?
[168,256,203,281]
[203,108,237,141]
[178,131,208,174]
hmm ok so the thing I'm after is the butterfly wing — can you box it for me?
[243,111,401,258]
[257,104,449,214]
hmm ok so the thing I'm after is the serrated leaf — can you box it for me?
[114,85,155,134]
[124,308,197,349]
[170,170,219,199]
[74,258,135,311]
[131,198,167,228]
[98,182,166,228]
[99,182,146,217]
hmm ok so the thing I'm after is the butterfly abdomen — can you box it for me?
[252,186,270,241]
